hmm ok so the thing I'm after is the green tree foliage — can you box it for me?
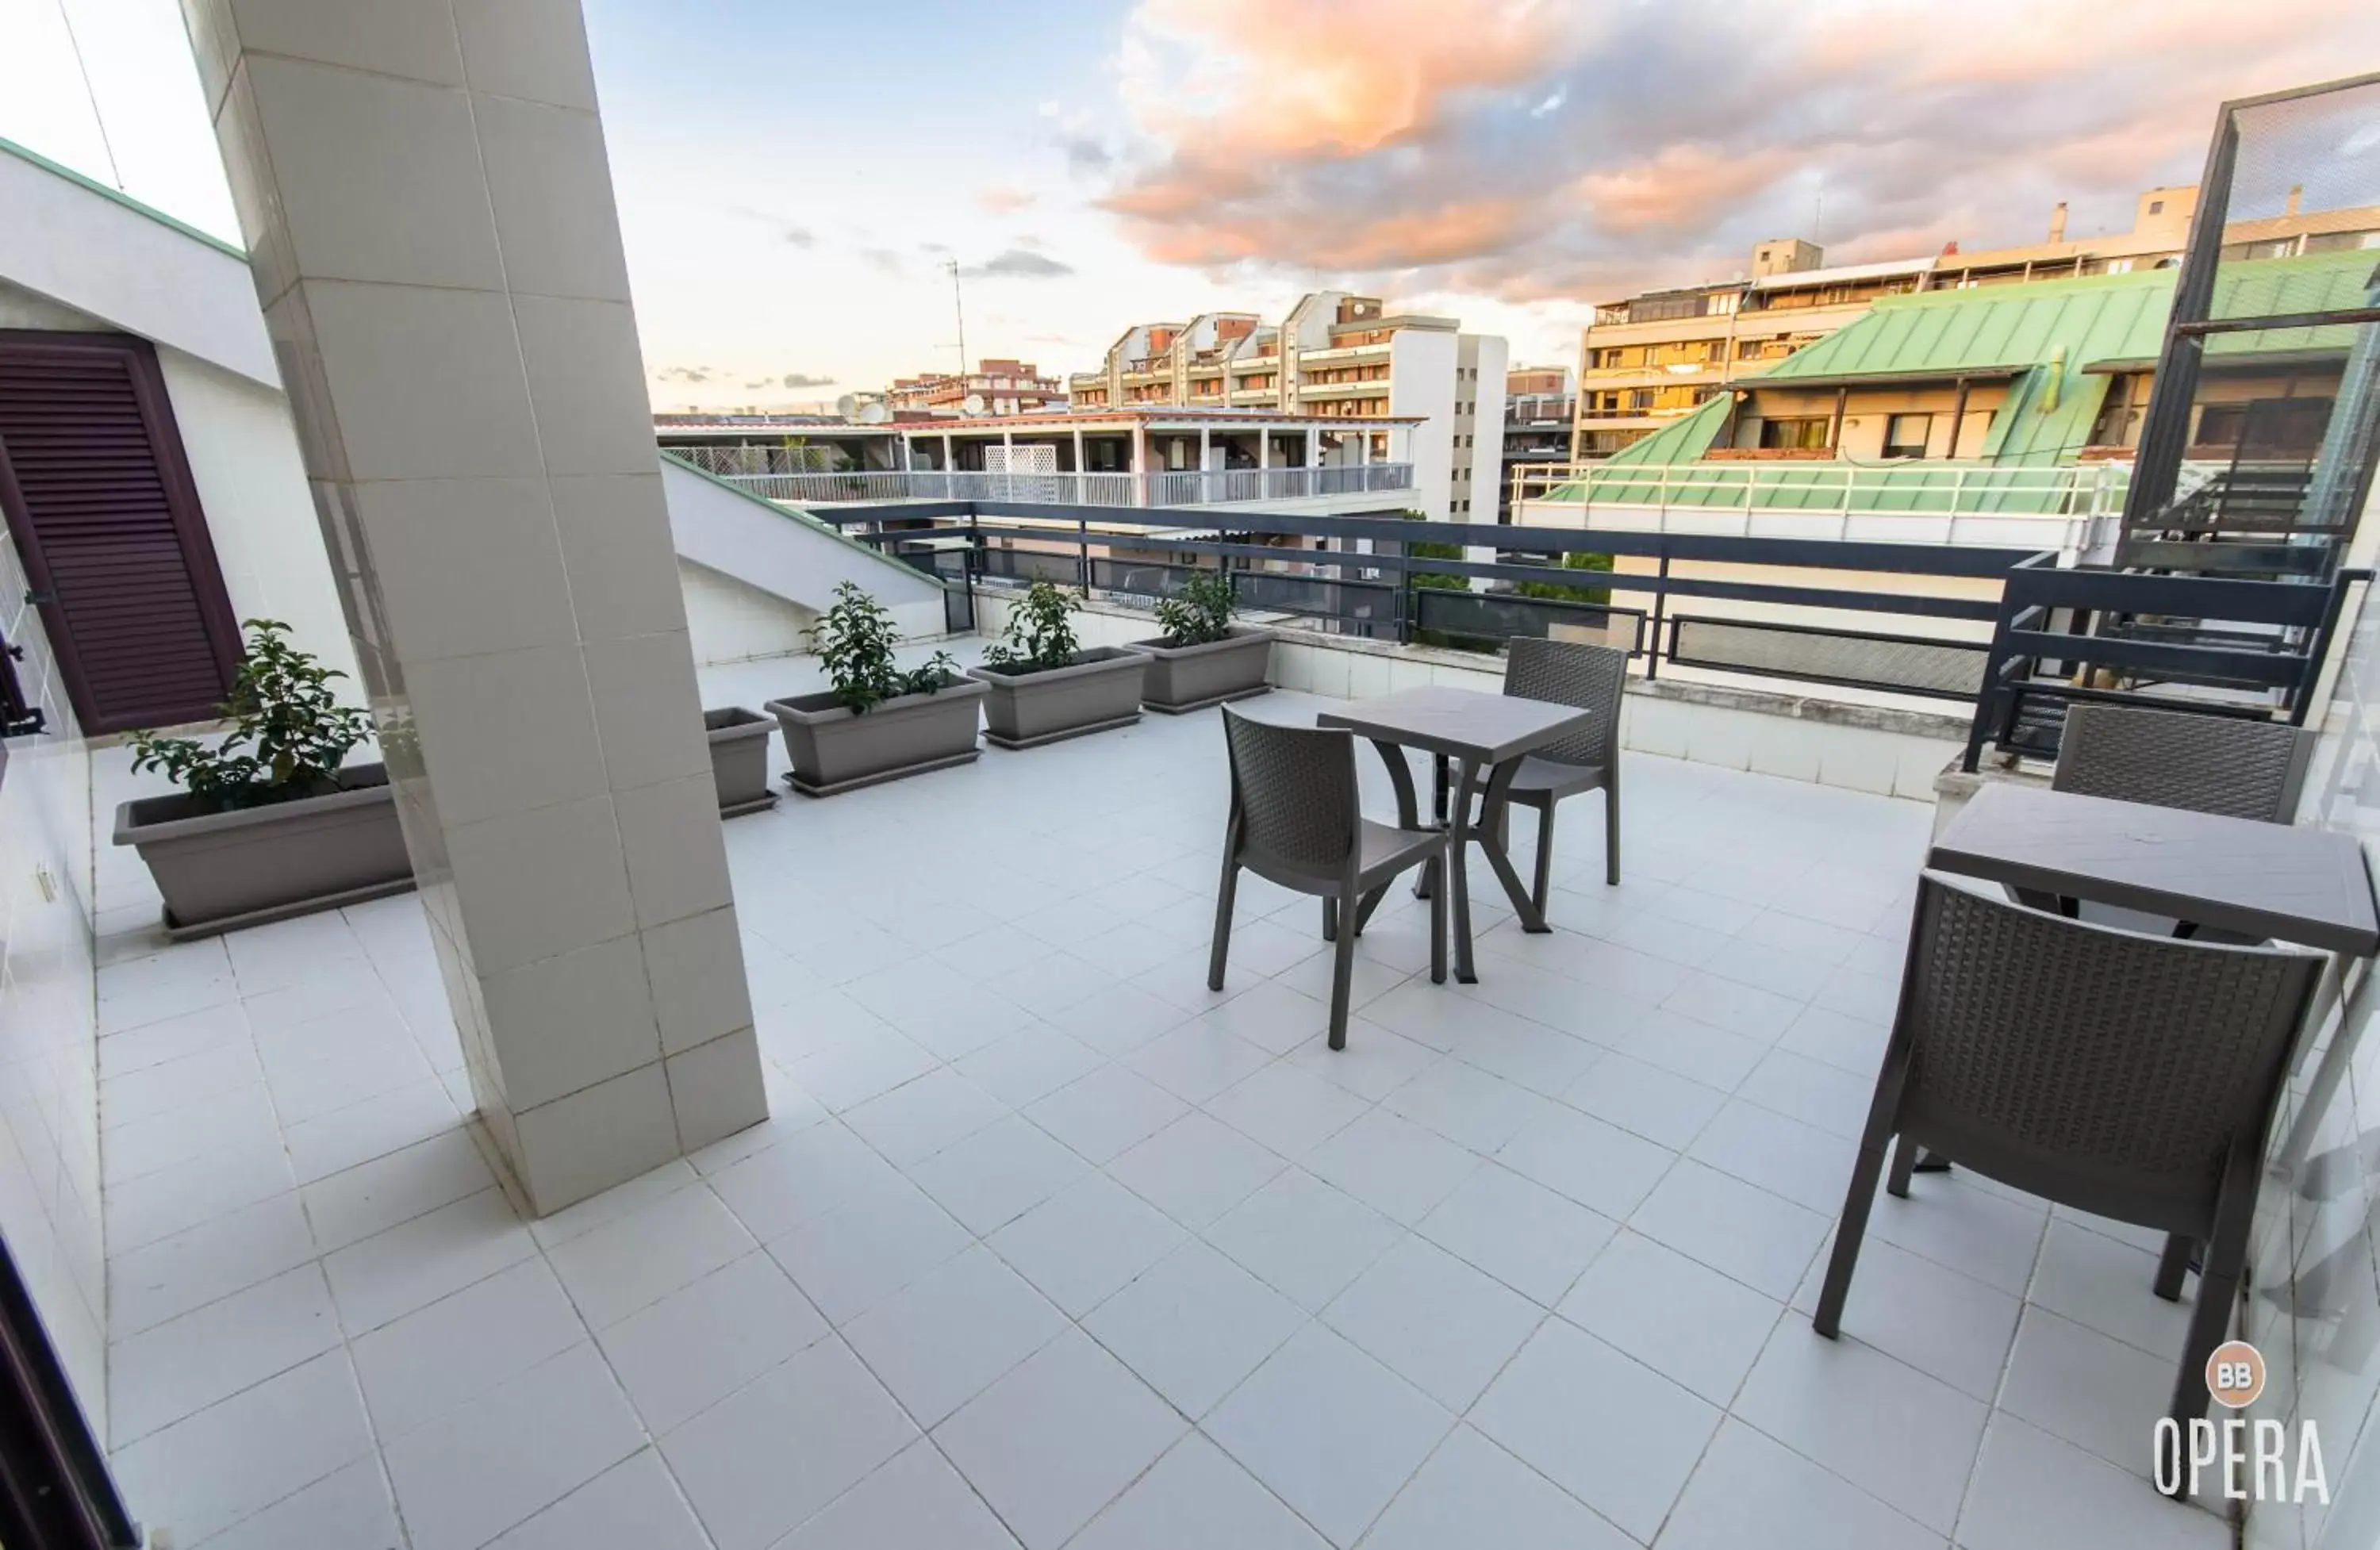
[1513,551,1614,606]
[129,620,374,811]
[808,581,956,712]
[1154,570,1237,647]
[982,581,1084,673]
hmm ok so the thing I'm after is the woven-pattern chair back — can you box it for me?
[2053,704,2309,823]
[1223,709,1358,877]
[1504,637,1625,767]
[1902,875,2317,1193]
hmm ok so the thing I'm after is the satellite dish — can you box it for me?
[857,401,889,424]
[835,393,859,417]
[963,393,986,415]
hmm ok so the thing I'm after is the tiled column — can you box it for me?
[179,0,766,1212]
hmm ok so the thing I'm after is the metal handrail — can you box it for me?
[1511,458,2137,520]
[711,463,1416,508]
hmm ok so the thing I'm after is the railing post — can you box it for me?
[1645,552,1669,680]
[1078,513,1091,597]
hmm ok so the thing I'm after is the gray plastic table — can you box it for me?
[1927,782,2378,954]
[1319,685,1595,982]
[1929,780,2380,1181]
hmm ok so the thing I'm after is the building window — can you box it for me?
[2148,199,2164,214]
[1881,412,1933,459]
[1626,389,1654,411]
[1758,416,1831,451]
[2194,404,2248,447]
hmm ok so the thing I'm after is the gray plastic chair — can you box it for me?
[1814,872,2321,1453]
[1211,708,1446,1049]
[1462,637,1626,910]
[2053,702,2314,823]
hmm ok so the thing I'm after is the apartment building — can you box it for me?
[888,356,1065,416]
[1070,293,1507,524]
[1500,366,1576,524]
[1573,245,1936,458]
[1574,185,2380,458]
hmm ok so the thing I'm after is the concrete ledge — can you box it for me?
[990,590,1961,802]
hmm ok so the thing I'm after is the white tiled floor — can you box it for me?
[91,661,2234,1549]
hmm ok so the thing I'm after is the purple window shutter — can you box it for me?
[0,332,243,733]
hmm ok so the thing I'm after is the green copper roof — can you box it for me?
[1550,251,2379,512]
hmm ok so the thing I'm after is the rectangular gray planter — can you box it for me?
[113,763,414,941]
[705,707,778,817]
[1127,628,1273,713]
[766,675,987,796]
[967,646,1149,749]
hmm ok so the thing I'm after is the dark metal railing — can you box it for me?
[776,497,2372,760]
[1958,554,2370,769]
[816,497,2030,701]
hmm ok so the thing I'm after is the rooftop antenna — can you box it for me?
[946,258,969,386]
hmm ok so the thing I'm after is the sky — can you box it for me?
[4,0,2378,412]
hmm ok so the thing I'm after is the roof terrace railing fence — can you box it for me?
[1511,458,2132,553]
[693,462,1417,508]
[1958,554,2369,769]
[810,497,2033,706]
[766,489,2367,761]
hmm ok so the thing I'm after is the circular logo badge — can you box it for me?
[2207,1341,2267,1410]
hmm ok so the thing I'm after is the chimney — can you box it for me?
[2286,183,2305,217]
[2048,201,2068,244]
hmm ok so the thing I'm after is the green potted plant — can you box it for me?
[111,620,412,939]
[1125,570,1273,712]
[765,581,980,795]
[965,580,1148,747]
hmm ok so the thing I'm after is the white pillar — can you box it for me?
[1259,432,1272,470]
[942,432,954,471]
[1305,427,1320,468]
[188,0,763,1212]
[1199,425,1211,483]
[1071,425,1084,474]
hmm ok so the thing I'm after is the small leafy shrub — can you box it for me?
[129,620,374,812]
[1514,550,1614,606]
[807,581,955,713]
[1154,571,1237,647]
[981,581,1081,674]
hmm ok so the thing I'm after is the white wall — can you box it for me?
[0,142,275,389]
[0,279,360,692]
[0,495,106,1442]
[681,560,816,666]
[660,458,945,634]
[1465,333,1511,526]
[1389,328,1457,522]
[151,350,361,689]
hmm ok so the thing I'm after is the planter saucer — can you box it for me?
[784,746,981,797]
[1141,684,1272,715]
[982,710,1142,750]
